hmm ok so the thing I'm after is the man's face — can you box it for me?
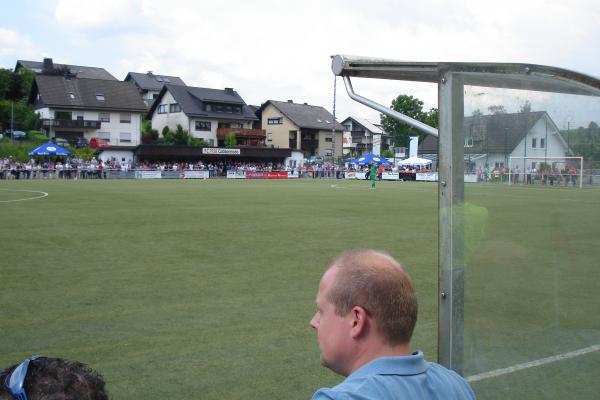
[310,267,353,376]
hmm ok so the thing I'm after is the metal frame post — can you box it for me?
[438,71,466,373]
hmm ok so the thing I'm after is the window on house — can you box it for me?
[96,94,105,102]
[205,104,212,111]
[169,103,181,113]
[235,106,242,113]
[289,130,297,149]
[163,77,170,83]
[268,117,282,125]
[325,149,333,156]
[68,93,75,100]
[325,137,333,142]
[157,104,168,114]
[531,138,537,148]
[540,138,545,148]
[119,132,132,143]
[99,112,110,122]
[120,113,131,123]
[74,112,84,121]
[267,132,273,142]
[464,137,473,147]
[195,121,211,131]
[55,111,72,120]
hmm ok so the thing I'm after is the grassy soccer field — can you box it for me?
[1,179,598,399]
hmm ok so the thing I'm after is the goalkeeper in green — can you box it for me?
[369,162,377,189]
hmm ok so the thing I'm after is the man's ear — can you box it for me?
[350,306,369,339]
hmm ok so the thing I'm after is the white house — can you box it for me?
[30,74,147,163]
[147,85,261,147]
[340,116,391,156]
[419,111,570,173]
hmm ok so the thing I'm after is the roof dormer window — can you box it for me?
[96,94,105,102]
[68,93,75,100]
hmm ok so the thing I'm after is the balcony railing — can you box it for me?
[42,119,101,129]
[216,128,266,139]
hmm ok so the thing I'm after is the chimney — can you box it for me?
[43,58,54,73]
[287,99,293,103]
[225,87,234,95]
[147,71,153,76]
[303,102,308,105]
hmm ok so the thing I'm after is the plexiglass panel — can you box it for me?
[460,83,600,398]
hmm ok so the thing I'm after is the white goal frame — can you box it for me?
[509,156,583,188]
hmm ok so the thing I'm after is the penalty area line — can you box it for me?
[466,344,600,383]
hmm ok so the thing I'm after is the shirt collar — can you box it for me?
[347,351,429,379]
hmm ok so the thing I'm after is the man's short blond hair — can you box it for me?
[325,249,418,345]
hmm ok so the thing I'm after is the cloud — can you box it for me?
[0,28,42,61]
[54,0,142,29]
[43,0,600,124]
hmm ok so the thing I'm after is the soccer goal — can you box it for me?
[509,156,583,188]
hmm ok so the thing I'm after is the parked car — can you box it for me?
[12,130,27,139]
[75,137,89,148]
[53,137,70,147]
[90,137,110,149]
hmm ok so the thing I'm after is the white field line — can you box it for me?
[0,189,49,203]
[466,344,600,383]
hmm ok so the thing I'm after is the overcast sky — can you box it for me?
[1,0,599,126]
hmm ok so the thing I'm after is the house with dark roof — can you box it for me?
[258,100,344,159]
[419,111,569,173]
[16,58,117,80]
[30,74,147,158]
[124,72,186,106]
[340,116,391,156]
[147,85,262,147]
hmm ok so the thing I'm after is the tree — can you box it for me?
[380,95,435,148]
[519,100,532,113]
[471,109,483,117]
[0,68,12,100]
[488,105,507,114]
[224,132,237,148]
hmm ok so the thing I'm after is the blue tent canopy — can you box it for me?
[351,153,391,165]
[29,142,71,156]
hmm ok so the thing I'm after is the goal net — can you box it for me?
[508,156,583,188]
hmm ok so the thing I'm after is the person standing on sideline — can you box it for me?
[310,249,475,400]
[369,162,377,189]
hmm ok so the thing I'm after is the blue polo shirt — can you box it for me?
[312,352,475,400]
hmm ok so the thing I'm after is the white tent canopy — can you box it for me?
[399,156,432,166]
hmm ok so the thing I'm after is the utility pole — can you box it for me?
[10,101,14,144]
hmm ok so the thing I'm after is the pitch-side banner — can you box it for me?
[135,171,162,179]
[416,172,438,181]
[182,170,209,179]
[245,171,289,179]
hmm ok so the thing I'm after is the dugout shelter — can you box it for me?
[332,55,600,398]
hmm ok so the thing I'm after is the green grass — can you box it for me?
[0,179,598,399]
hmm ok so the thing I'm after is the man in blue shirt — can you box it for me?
[310,249,475,399]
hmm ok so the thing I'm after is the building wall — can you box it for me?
[510,116,568,171]
[151,91,189,135]
[261,104,299,149]
[38,107,142,146]
[316,129,343,157]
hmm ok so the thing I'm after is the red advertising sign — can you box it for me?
[267,171,288,179]
[244,171,289,179]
